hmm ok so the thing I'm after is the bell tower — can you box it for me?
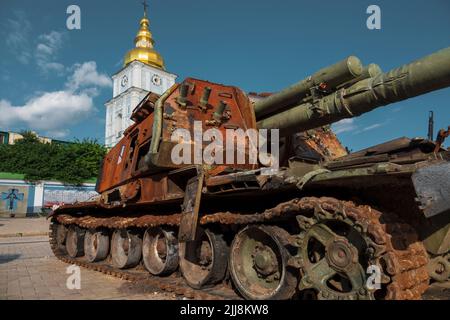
[105,2,177,148]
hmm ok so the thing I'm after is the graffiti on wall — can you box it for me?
[43,188,98,207]
[0,182,96,216]
[1,188,25,215]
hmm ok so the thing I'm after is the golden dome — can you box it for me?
[123,11,165,69]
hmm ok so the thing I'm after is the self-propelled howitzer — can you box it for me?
[49,47,450,301]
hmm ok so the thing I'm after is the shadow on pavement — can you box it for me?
[0,253,21,264]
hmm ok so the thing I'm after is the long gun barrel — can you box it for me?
[254,56,364,119]
[256,47,450,136]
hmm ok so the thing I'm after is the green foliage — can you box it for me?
[0,132,106,185]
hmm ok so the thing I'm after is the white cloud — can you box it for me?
[0,91,94,131]
[36,43,53,55]
[2,18,111,139]
[66,61,112,92]
[333,118,390,135]
[332,118,357,134]
[4,11,32,64]
[3,15,66,73]
[35,31,66,74]
[361,123,384,132]
[0,60,111,138]
[354,119,391,134]
[3,16,66,72]
[45,62,65,73]
[38,31,64,52]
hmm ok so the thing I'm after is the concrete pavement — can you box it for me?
[0,236,175,300]
[0,217,49,238]
[0,217,174,300]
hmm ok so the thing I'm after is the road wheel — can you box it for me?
[66,225,85,258]
[229,225,297,300]
[143,227,179,276]
[179,228,228,289]
[111,229,142,268]
[84,228,110,262]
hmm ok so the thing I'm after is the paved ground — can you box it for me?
[0,217,49,237]
[0,236,175,300]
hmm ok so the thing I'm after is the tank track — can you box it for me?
[50,196,430,300]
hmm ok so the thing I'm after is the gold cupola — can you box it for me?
[123,6,165,69]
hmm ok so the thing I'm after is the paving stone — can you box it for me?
[0,235,174,300]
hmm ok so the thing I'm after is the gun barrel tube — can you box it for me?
[254,56,363,120]
[338,63,382,88]
[257,47,450,136]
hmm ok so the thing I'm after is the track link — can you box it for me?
[50,196,430,300]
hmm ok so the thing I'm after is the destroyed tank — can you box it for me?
[49,47,450,300]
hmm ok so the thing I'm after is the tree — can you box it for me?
[0,133,106,185]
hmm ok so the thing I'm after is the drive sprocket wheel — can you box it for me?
[295,198,429,300]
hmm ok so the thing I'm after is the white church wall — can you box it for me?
[105,58,177,148]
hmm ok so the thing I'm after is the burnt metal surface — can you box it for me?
[325,137,438,169]
[130,92,160,124]
[412,162,450,218]
[178,169,204,241]
[95,78,258,201]
[299,128,347,160]
[280,128,347,166]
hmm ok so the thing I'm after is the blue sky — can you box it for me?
[0,0,449,151]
